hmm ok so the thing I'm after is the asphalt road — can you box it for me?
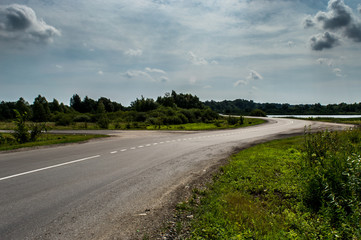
[0,118,351,239]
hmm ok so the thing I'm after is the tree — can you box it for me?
[32,95,50,122]
[15,97,31,116]
[70,94,82,112]
[96,102,109,129]
[49,98,61,113]
[98,97,114,112]
[82,96,97,113]
[131,96,159,112]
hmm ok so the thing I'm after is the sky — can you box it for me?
[0,0,361,106]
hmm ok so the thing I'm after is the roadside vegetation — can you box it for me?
[0,133,106,151]
[169,127,361,239]
[0,109,107,151]
[0,91,267,131]
[303,117,361,126]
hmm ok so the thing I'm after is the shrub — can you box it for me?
[73,114,91,122]
[302,129,361,238]
[227,116,239,125]
[30,123,46,141]
[249,109,267,117]
[55,114,73,126]
[97,115,109,129]
[12,110,30,143]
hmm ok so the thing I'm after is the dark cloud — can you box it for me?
[303,16,315,28]
[315,0,352,30]
[310,32,340,51]
[0,4,60,44]
[304,0,361,50]
[344,22,361,42]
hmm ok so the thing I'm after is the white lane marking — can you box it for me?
[145,144,151,147]
[153,143,158,145]
[121,149,127,152]
[0,155,101,182]
[110,151,118,154]
[130,147,136,150]
[138,145,144,148]
[159,142,164,144]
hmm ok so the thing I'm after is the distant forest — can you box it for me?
[0,91,218,129]
[204,99,361,115]
[1,92,361,124]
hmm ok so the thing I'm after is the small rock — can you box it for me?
[186,215,194,219]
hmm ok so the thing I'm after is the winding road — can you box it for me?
[0,118,351,239]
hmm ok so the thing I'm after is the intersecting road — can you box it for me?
[0,118,350,239]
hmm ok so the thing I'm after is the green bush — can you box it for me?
[30,123,46,141]
[227,116,239,125]
[55,114,73,126]
[73,114,91,122]
[12,110,30,143]
[249,109,267,117]
[97,115,109,129]
[302,129,361,238]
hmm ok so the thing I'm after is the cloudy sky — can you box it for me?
[0,0,360,106]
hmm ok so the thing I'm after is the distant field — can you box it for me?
[146,118,265,130]
[305,117,361,125]
[0,133,107,151]
[0,117,265,131]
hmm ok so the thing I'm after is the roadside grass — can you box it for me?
[146,118,265,130]
[0,133,107,151]
[301,117,361,125]
[0,118,265,131]
[172,128,361,239]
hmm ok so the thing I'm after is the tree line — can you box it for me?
[204,99,361,115]
[0,91,219,129]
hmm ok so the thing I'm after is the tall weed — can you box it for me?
[302,128,361,238]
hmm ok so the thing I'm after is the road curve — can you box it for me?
[0,118,351,239]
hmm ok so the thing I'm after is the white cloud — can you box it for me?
[332,67,343,77]
[234,80,248,87]
[247,70,263,81]
[55,64,63,69]
[189,76,197,85]
[145,67,166,74]
[125,48,143,56]
[98,70,104,75]
[234,70,263,87]
[126,70,150,79]
[0,4,61,44]
[317,58,334,67]
[188,51,208,65]
[125,68,168,83]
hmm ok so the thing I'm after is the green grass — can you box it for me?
[175,128,361,239]
[0,133,107,151]
[0,118,265,131]
[302,117,361,125]
[146,118,265,130]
